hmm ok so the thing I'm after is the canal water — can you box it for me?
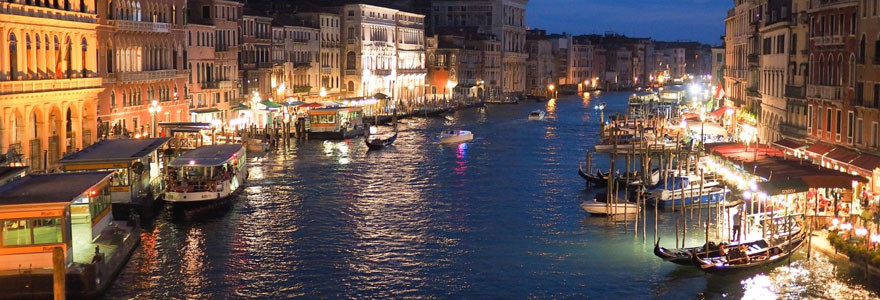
[105,92,878,299]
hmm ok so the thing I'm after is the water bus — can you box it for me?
[164,144,247,203]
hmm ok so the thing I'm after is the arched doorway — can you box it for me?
[48,106,62,166]
[28,107,44,169]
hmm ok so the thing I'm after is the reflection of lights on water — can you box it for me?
[322,140,351,164]
[455,143,468,175]
[182,227,207,296]
[741,274,777,300]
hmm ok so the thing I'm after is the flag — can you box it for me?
[55,41,66,78]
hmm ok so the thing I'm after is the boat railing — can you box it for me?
[166,177,226,193]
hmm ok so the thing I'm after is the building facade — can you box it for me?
[186,0,242,123]
[1,0,102,169]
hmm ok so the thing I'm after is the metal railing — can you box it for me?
[807,84,842,101]
[0,77,102,95]
[112,20,170,33]
[117,69,180,82]
[785,85,805,99]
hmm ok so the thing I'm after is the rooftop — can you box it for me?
[60,138,171,164]
[0,172,113,206]
[170,144,244,167]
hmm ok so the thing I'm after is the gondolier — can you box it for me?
[732,207,742,242]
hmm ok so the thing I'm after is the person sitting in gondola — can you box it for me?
[718,242,728,257]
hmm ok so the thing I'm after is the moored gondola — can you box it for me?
[690,230,806,273]
[578,165,609,186]
[653,238,768,266]
[365,133,398,150]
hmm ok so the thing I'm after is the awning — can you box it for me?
[711,107,731,118]
[282,101,306,106]
[773,139,805,151]
[232,103,250,111]
[801,175,866,190]
[806,142,834,156]
[261,100,282,109]
[825,147,860,164]
[301,102,324,108]
[758,178,809,196]
[191,108,221,114]
[850,153,880,174]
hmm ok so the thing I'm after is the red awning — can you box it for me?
[826,147,860,164]
[850,153,880,173]
[681,112,699,120]
[773,139,804,150]
[711,107,731,118]
[801,175,866,189]
[806,142,835,156]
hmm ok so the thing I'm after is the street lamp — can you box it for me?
[277,82,286,99]
[148,100,161,137]
[320,87,327,100]
[548,84,556,98]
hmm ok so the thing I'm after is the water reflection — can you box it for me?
[104,92,879,299]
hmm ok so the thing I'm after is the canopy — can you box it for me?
[758,178,809,196]
[191,108,221,114]
[301,102,324,108]
[232,103,250,111]
[261,100,283,109]
[773,139,805,151]
[283,101,306,107]
[806,142,834,156]
[169,144,243,167]
[711,107,732,118]
[687,121,727,136]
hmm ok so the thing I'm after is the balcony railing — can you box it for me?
[373,69,392,76]
[784,85,805,99]
[200,81,220,89]
[344,69,357,75]
[257,62,274,69]
[0,2,97,24]
[117,69,181,82]
[398,68,427,74]
[112,20,170,33]
[322,67,332,75]
[0,77,102,95]
[747,54,759,64]
[806,84,842,101]
[811,35,844,46]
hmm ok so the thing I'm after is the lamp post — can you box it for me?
[148,100,161,137]
[548,84,555,98]
[320,87,327,101]
[277,82,286,100]
[446,81,456,106]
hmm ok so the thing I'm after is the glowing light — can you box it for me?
[189,160,195,166]
[871,233,880,243]
[743,190,752,200]
[855,228,868,236]
[832,218,840,227]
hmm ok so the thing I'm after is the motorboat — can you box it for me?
[440,130,474,144]
[580,193,640,216]
[164,144,248,203]
[365,133,398,150]
[646,177,727,208]
[528,110,546,120]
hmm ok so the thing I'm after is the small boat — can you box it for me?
[580,193,640,216]
[578,165,610,186]
[691,231,806,273]
[654,238,765,266]
[440,130,474,144]
[645,176,727,208]
[444,115,454,121]
[365,133,398,150]
[164,144,248,203]
[528,110,546,120]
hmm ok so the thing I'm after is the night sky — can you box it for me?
[526,0,728,45]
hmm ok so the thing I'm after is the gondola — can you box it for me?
[578,165,609,186]
[690,231,806,273]
[653,238,767,266]
[365,133,398,150]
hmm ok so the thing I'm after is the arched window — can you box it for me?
[53,36,60,78]
[859,35,866,64]
[346,51,356,70]
[110,91,116,108]
[81,37,88,77]
[35,35,41,79]
[65,37,72,78]
[347,81,354,92]
[8,33,17,81]
[851,54,856,88]
[875,36,880,65]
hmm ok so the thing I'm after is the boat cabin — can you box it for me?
[307,107,365,139]
[159,122,222,150]
[165,144,247,202]
[0,172,113,272]
[58,138,170,216]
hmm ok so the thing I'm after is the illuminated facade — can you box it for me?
[431,0,528,94]
[186,0,242,123]
[272,22,319,101]
[296,11,342,97]
[341,4,426,107]
[1,0,102,169]
[96,0,190,138]
[240,13,272,98]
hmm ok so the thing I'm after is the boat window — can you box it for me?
[111,169,130,187]
[1,218,64,247]
[311,114,336,124]
[88,186,111,223]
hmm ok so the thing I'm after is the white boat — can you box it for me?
[647,176,727,208]
[528,110,546,120]
[164,144,248,203]
[440,130,474,144]
[580,197,640,216]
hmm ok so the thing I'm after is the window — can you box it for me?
[202,6,209,19]
[827,108,833,134]
[791,34,797,54]
[874,122,879,148]
[857,119,864,145]
[858,82,865,105]
[848,111,854,144]
[1,218,63,247]
[777,35,785,54]
[8,33,17,81]
[808,105,814,130]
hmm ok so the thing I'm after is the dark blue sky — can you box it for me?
[526,0,728,45]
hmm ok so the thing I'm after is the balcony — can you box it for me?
[806,84,843,101]
[747,54,759,64]
[216,49,237,61]
[0,2,98,24]
[780,123,808,139]
[257,62,274,69]
[200,81,219,89]
[398,68,427,75]
[113,20,170,33]
[784,85,805,99]
[344,69,358,75]
[811,35,844,46]
[373,69,392,76]
[0,77,102,95]
[322,67,333,75]
[117,69,182,83]
[293,62,311,69]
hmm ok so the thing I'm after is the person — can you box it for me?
[740,245,750,263]
[718,242,728,257]
[732,207,743,242]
